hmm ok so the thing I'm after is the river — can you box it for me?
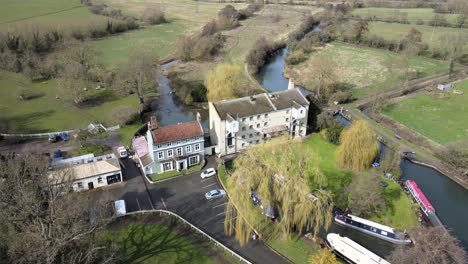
[258,48,468,254]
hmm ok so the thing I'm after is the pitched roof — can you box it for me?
[49,158,121,182]
[152,121,203,144]
[132,136,149,157]
[212,88,309,120]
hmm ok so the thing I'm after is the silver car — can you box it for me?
[205,189,226,200]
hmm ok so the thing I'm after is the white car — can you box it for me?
[205,189,226,200]
[201,168,216,179]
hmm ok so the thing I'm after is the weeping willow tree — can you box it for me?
[336,120,379,171]
[224,137,333,246]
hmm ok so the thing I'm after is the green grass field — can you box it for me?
[94,22,186,67]
[367,22,468,52]
[352,8,460,24]
[102,216,234,264]
[382,80,468,144]
[291,42,448,97]
[0,0,106,32]
[304,134,353,206]
[0,71,138,133]
[267,237,318,264]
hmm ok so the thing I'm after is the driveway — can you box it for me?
[93,157,289,264]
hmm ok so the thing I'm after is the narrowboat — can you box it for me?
[327,233,391,264]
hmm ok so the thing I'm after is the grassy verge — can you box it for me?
[117,121,143,146]
[371,177,418,230]
[102,214,239,264]
[351,7,460,24]
[218,164,228,187]
[382,80,468,145]
[150,163,203,181]
[290,42,448,98]
[267,237,319,264]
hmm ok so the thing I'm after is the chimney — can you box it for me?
[288,78,295,90]
[150,116,158,130]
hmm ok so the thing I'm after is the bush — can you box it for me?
[326,123,344,144]
[285,50,307,65]
[190,82,207,102]
[112,105,139,125]
[316,112,338,130]
[201,20,218,36]
[246,37,283,74]
[78,144,109,155]
[143,7,166,25]
[217,5,240,30]
[16,87,43,100]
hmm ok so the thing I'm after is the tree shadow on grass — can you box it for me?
[114,217,212,264]
[6,110,55,133]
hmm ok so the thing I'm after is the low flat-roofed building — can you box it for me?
[49,153,122,192]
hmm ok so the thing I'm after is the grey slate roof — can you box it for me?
[212,88,309,120]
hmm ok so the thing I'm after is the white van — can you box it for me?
[114,200,126,217]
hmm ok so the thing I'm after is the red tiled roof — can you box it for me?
[132,136,148,157]
[152,121,203,144]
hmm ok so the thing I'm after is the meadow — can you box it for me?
[382,80,468,145]
[367,21,468,52]
[0,71,138,133]
[290,42,448,97]
[351,7,460,24]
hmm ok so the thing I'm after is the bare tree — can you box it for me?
[114,49,160,113]
[388,226,467,264]
[346,173,386,217]
[309,57,337,98]
[0,154,116,264]
[380,149,402,180]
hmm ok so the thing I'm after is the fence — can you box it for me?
[125,209,252,264]
[0,129,77,138]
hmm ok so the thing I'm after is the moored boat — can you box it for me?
[405,180,435,216]
[334,213,411,245]
[327,233,391,264]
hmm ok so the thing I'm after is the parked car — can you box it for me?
[114,200,126,217]
[48,134,58,142]
[205,189,226,200]
[59,131,69,141]
[201,168,216,179]
[117,146,128,158]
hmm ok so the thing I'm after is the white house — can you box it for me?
[49,153,122,192]
[143,117,205,174]
[209,88,309,156]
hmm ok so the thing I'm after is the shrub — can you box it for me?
[201,20,218,36]
[16,87,43,100]
[143,7,166,25]
[285,50,307,65]
[326,123,344,144]
[78,144,109,155]
[217,5,240,30]
[246,37,283,74]
[190,82,207,102]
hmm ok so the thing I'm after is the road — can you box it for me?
[91,157,290,264]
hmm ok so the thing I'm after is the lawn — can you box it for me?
[351,8,460,24]
[291,42,448,97]
[218,164,228,187]
[93,22,187,68]
[267,236,319,264]
[304,134,353,207]
[102,215,236,264]
[382,80,468,145]
[0,0,107,32]
[150,163,203,181]
[371,177,418,230]
[367,22,468,52]
[0,71,138,133]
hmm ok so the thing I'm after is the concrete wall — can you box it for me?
[72,170,122,192]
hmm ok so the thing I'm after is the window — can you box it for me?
[156,144,162,148]
[249,134,253,138]
[249,116,253,121]
[77,182,83,188]
[242,127,246,131]
[194,143,200,151]
[97,177,103,183]
[242,118,246,122]
[286,118,289,122]
[167,149,173,157]
[286,110,289,114]
[242,143,245,147]
[167,142,172,147]
[242,135,246,139]
[265,113,268,118]
[300,110,304,114]
[158,151,164,160]
[189,155,199,166]
[257,115,261,119]
[176,147,182,156]
[162,162,172,172]
[264,122,268,126]
[255,140,259,144]
[249,125,253,129]
[249,141,252,144]
[257,123,260,128]
[186,145,192,153]
[176,140,181,145]
[256,132,260,136]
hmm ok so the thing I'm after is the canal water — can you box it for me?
[151,46,467,257]
[258,48,468,254]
